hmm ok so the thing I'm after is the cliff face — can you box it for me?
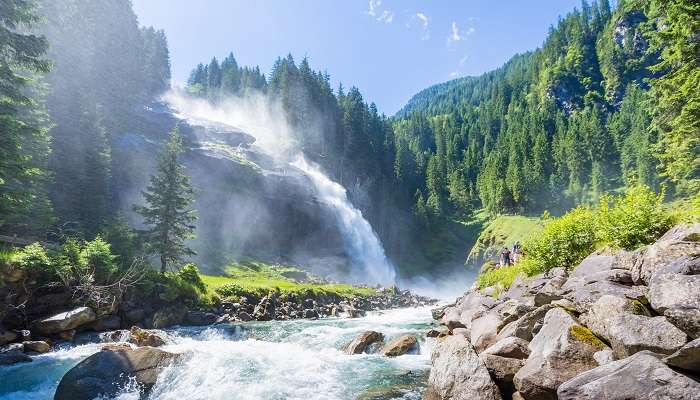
[427,223,700,400]
[113,103,349,276]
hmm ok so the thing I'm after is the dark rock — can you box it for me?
[0,344,31,365]
[557,351,700,400]
[54,346,180,400]
[303,309,318,319]
[22,340,50,353]
[423,335,501,400]
[124,308,146,324]
[32,307,96,335]
[184,311,218,326]
[342,331,384,354]
[128,326,167,347]
[381,335,419,357]
[91,315,122,332]
[426,326,449,338]
[238,311,252,321]
[0,326,18,345]
[480,353,525,398]
[253,295,277,321]
[152,307,185,329]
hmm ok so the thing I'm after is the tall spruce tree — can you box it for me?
[0,0,52,234]
[135,126,197,272]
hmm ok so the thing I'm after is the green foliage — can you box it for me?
[159,264,207,306]
[596,186,672,249]
[13,243,51,272]
[476,264,524,290]
[523,207,598,273]
[79,235,118,283]
[135,126,197,273]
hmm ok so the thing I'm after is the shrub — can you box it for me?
[177,263,206,292]
[596,186,672,250]
[13,243,51,272]
[477,264,524,290]
[523,206,597,273]
[160,264,207,306]
[80,236,118,283]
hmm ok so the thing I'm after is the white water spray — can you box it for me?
[292,156,396,286]
[163,90,396,285]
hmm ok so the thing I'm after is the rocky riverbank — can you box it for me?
[425,223,700,400]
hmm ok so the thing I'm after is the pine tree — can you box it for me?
[135,126,197,272]
[0,0,52,234]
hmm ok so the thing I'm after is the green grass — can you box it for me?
[476,264,525,290]
[468,214,544,264]
[201,260,377,300]
[0,247,19,266]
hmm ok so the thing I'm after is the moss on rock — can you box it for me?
[569,325,607,349]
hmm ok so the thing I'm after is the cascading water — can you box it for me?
[292,156,396,286]
[0,307,435,400]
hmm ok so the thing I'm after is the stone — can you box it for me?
[451,328,469,338]
[90,315,121,332]
[381,335,419,357]
[423,335,501,400]
[593,349,615,366]
[480,353,525,397]
[124,308,146,324]
[151,307,185,329]
[631,223,700,285]
[22,340,50,353]
[128,326,167,347]
[426,326,449,338]
[441,290,499,332]
[303,308,319,319]
[342,331,384,355]
[513,308,605,400]
[664,337,700,373]
[0,326,18,345]
[0,348,31,365]
[649,255,700,338]
[238,311,252,321]
[184,311,217,326]
[32,307,96,335]
[557,351,700,400]
[483,337,530,359]
[57,329,76,341]
[54,346,180,400]
[253,294,277,321]
[497,304,553,341]
[470,310,504,353]
[534,268,568,306]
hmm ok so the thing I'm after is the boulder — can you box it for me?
[441,291,498,332]
[432,304,451,320]
[303,308,319,319]
[483,337,530,359]
[54,346,180,400]
[0,326,18,345]
[513,308,605,400]
[648,255,700,338]
[32,307,96,335]
[90,315,121,332]
[480,353,525,397]
[470,310,504,353]
[123,308,146,324]
[426,326,449,338]
[238,311,252,321]
[631,223,700,285]
[664,337,700,373]
[557,351,700,400]
[253,295,277,321]
[580,295,687,358]
[128,326,167,347]
[381,335,419,357]
[184,311,217,326]
[22,340,50,353]
[497,304,553,341]
[533,268,568,306]
[151,307,185,329]
[423,335,501,400]
[342,331,384,355]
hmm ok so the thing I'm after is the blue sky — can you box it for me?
[132,0,582,115]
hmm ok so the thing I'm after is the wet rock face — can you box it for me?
[54,346,180,400]
[31,306,96,335]
[342,331,384,355]
[557,351,700,400]
[424,335,501,400]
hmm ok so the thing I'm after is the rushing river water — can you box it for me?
[0,307,435,400]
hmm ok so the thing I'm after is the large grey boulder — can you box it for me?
[469,310,503,353]
[497,304,553,341]
[533,268,568,306]
[32,307,96,335]
[54,345,180,400]
[441,291,498,332]
[664,337,700,373]
[557,351,700,400]
[381,335,419,357]
[631,223,700,285]
[513,308,605,400]
[482,336,530,359]
[342,331,384,354]
[581,295,687,358]
[423,335,501,400]
[480,353,524,398]
[649,255,700,338]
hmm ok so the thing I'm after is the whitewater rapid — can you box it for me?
[0,307,434,400]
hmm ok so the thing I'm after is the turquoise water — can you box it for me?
[0,307,434,400]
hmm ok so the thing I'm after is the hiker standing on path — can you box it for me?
[512,241,522,264]
[499,247,512,268]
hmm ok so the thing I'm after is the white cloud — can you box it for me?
[447,21,476,47]
[451,21,462,41]
[415,12,430,40]
[377,10,394,23]
[459,55,469,65]
[367,0,393,24]
[367,0,380,17]
[450,71,459,78]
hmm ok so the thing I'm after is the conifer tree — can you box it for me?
[135,126,197,273]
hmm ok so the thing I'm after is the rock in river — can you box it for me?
[32,306,96,335]
[342,331,384,355]
[381,335,419,357]
[54,346,180,400]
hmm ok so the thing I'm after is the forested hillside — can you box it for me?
[394,0,699,218]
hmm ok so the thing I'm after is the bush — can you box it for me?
[80,236,118,283]
[177,263,206,292]
[159,264,207,306]
[477,264,524,290]
[523,207,597,273]
[596,186,672,250]
[13,243,51,273]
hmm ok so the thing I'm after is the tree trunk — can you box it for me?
[160,255,166,273]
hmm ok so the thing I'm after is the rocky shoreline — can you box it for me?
[424,223,700,399]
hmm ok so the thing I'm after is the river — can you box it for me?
[0,307,435,400]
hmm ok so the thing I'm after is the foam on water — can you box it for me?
[0,307,434,400]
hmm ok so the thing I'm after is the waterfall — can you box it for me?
[291,156,396,286]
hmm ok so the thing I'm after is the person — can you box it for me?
[512,241,522,264]
[499,247,511,268]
